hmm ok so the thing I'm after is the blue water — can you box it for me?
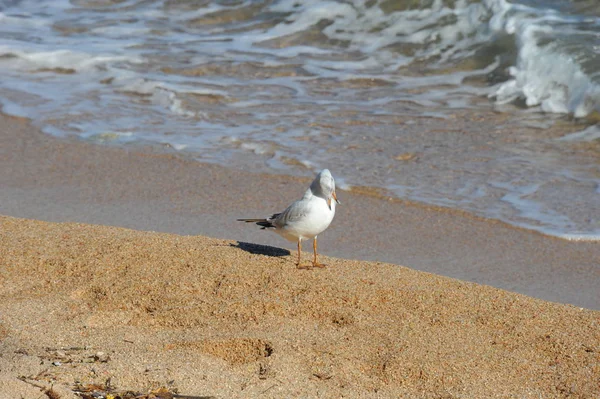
[0,0,598,239]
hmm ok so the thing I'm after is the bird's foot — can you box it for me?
[296,262,327,269]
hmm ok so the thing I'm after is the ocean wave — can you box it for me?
[259,0,600,117]
[0,0,599,238]
[487,1,600,117]
[2,0,600,117]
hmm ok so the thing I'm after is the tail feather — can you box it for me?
[237,218,275,229]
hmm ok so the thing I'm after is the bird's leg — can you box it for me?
[296,239,303,269]
[312,236,326,268]
[297,239,315,269]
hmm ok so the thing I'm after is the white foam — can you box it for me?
[171,143,188,151]
[265,0,600,118]
[0,46,141,72]
[85,131,136,144]
[490,2,600,117]
[299,159,316,169]
[552,233,600,242]
[117,79,218,118]
[558,125,600,142]
[229,100,264,108]
[240,142,274,155]
[333,177,352,192]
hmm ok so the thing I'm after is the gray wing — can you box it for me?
[273,199,310,228]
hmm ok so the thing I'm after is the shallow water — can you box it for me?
[0,0,599,238]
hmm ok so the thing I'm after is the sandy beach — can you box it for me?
[1,215,599,398]
[1,113,599,397]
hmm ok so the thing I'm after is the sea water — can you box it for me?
[0,0,598,239]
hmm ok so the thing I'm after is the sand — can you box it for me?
[1,113,599,397]
[1,215,599,398]
[0,113,598,309]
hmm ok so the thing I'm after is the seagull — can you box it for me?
[238,169,340,269]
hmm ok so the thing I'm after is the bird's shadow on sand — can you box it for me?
[232,241,290,257]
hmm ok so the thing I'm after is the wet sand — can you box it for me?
[1,113,600,397]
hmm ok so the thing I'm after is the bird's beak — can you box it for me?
[327,191,340,209]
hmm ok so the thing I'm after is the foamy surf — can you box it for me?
[0,0,598,239]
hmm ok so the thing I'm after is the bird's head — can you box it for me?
[313,169,340,209]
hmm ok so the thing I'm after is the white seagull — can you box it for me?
[238,169,340,269]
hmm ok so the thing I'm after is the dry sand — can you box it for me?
[1,215,599,398]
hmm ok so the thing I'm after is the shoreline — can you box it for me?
[0,112,599,309]
[1,112,599,397]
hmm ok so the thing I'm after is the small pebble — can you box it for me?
[94,351,110,362]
